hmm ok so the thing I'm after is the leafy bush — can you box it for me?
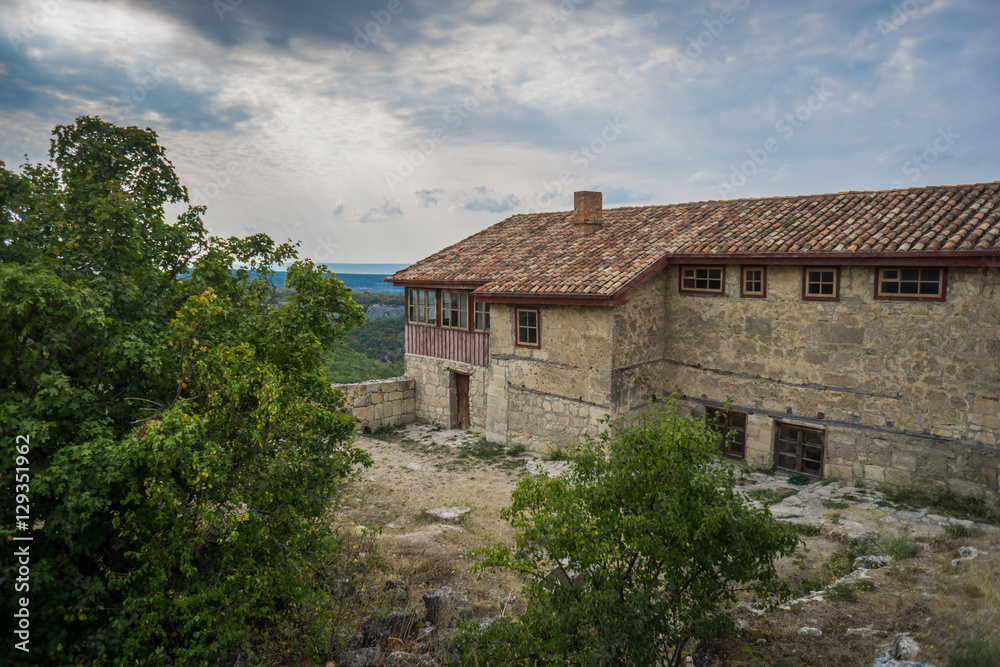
[472,401,799,667]
[0,117,370,664]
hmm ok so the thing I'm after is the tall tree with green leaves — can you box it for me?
[472,402,800,667]
[0,117,368,664]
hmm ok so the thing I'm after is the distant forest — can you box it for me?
[323,292,405,383]
[253,271,404,294]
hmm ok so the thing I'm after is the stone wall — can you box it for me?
[333,377,415,431]
[653,263,1000,497]
[404,354,488,428]
[485,303,613,451]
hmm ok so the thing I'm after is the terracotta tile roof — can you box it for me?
[388,182,1000,302]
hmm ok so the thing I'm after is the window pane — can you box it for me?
[901,269,920,281]
[881,281,899,294]
[883,269,898,280]
[921,269,940,282]
[804,431,823,445]
[900,282,919,294]
[919,282,939,295]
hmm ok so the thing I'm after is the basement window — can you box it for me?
[774,422,825,477]
[707,407,747,460]
[515,307,540,348]
[407,288,436,325]
[875,268,946,300]
[802,267,839,301]
[680,266,725,294]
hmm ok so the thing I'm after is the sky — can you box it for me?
[2,0,998,265]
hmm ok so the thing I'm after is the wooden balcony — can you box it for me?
[405,324,490,366]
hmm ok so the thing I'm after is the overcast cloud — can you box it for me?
[2,0,998,263]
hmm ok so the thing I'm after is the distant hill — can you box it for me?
[247,264,408,294]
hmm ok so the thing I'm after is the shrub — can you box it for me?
[472,401,799,667]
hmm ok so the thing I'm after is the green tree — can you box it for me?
[0,117,369,664]
[473,401,799,666]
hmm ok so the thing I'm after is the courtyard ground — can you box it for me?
[337,424,1000,666]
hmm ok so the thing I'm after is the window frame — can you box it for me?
[740,266,767,298]
[407,288,438,326]
[678,265,726,295]
[474,300,491,332]
[874,267,947,301]
[441,290,470,330]
[706,407,747,460]
[773,422,825,478]
[802,267,840,301]
[515,307,541,348]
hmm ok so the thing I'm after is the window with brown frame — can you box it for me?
[774,422,824,477]
[680,266,725,294]
[741,266,766,298]
[875,268,945,300]
[515,307,540,347]
[474,300,491,332]
[441,291,469,329]
[802,267,839,301]
[707,407,747,460]
[407,288,436,325]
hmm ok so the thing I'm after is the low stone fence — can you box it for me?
[334,376,416,431]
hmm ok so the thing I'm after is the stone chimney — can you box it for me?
[571,191,602,236]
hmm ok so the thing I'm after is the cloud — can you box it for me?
[332,199,345,216]
[455,186,520,213]
[415,188,444,207]
[595,185,655,206]
[359,197,403,223]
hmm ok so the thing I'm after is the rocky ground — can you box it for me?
[334,424,1000,667]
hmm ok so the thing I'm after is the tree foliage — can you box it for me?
[0,116,369,664]
[473,401,800,666]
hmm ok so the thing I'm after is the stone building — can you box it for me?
[387,183,1000,497]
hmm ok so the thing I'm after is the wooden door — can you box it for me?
[455,373,470,430]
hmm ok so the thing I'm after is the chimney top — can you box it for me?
[572,191,602,236]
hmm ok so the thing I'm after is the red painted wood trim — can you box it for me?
[405,324,490,366]
[669,251,1000,266]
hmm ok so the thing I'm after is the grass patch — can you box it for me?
[748,488,798,506]
[943,523,983,539]
[456,438,527,470]
[876,484,1000,525]
[826,581,860,602]
[366,423,401,442]
[787,474,814,486]
[947,628,1000,667]
[881,529,922,560]
[789,523,821,536]
[794,550,853,595]
[542,444,573,462]
[822,500,851,510]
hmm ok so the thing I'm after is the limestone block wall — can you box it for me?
[333,377,415,431]
[486,303,614,450]
[611,271,669,414]
[657,263,1000,497]
[404,353,488,428]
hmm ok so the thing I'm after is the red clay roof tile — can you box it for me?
[388,182,1000,299]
